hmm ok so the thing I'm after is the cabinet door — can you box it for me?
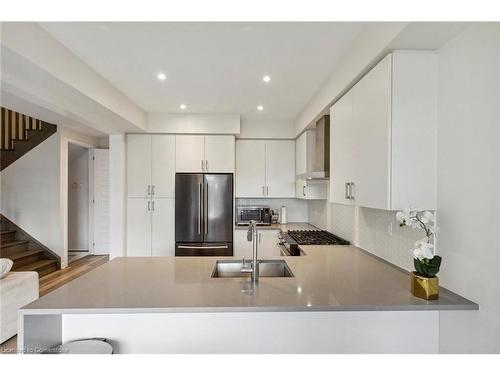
[329,91,354,205]
[353,54,391,210]
[235,140,266,197]
[175,135,205,172]
[258,231,281,258]
[151,135,176,198]
[204,135,235,173]
[127,135,151,198]
[266,140,295,198]
[126,198,151,256]
[295,132,307,177]
[233,230,252,259]
[152,198,175,256]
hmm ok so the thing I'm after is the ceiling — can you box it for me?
[39,22,364,122]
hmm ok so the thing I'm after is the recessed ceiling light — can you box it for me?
[157,72,166,81]
[262,75,271,83]
[257,105,264,111]
[180,104,187,110]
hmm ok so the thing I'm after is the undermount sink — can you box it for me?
[211,259,294,278]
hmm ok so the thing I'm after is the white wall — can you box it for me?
[239,119,296,139]
[436,23,500,353]
[148,113,240,134]
[68,145,89,251]
[1,132,62,258]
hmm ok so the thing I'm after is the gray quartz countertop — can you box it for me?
[22,245,478,313]
[234,222,318,231]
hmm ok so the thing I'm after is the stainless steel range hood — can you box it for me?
[299,115,330,180]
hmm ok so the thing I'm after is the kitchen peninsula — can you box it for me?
[19,243,477,354]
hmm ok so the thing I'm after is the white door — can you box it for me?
[235,140,266,197]
[353,54,392,210]
[151,198,175,256]
[265,140,295,198]
[127,135,152,198]
[126,198,151,256]
[258,231,281,257]
[329,90,354,205]
[204,135,235,173]
[152,135,176,198]
[91,149,109,254]
[175,135,205,173]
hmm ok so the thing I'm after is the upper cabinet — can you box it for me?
[295,129,316,177]
[127,134,175,198]
[176,135,235,173]
[236,139,295,198]
[330,52,437,211]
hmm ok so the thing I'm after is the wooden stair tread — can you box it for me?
[15,259,58,272]
[7,249,44,261]
[1,239,29,248]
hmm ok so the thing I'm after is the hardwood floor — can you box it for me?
[0,254,109,354]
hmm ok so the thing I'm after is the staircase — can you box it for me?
[1,107,57,171]
[1,216,60,277]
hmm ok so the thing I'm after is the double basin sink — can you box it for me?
[212,259,294,278]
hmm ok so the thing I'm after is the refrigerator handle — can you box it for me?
[204,182,208,235]
[198,183,202,235]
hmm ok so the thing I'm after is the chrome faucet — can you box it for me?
[241,220,259,282]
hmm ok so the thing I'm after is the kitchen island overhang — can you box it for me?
[18,245,478,354]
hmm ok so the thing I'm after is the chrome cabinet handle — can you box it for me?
[147,185,151,196]
[152,201,155,211]
[266,186,269,196]
[148,201,151,211]
[151,185,155,196]
[205,160,208,171]
[350,182,355,200]
[303,185,306,197]
[345,183,349,199]
[198,183,202,234]
[201,159,204,171]
[178,245,228,250]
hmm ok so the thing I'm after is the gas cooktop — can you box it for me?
[286,230,350,246]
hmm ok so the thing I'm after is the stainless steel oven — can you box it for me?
[235,206,272,226]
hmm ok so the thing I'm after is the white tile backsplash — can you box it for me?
[236,198,309,223]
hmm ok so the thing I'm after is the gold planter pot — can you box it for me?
[410,272,439,300]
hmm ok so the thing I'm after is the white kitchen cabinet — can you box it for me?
[126,198,152,256]
[127,134,175,198]
[329,52,437,211]
[258,230,282,258]
[127,198,175,257]
[295,129,316,177]
[175,135,205,173]
[235,139,295,198]
[330,89,356,206]
[266,140,295,198]
[176,135,235,173]
[151,198,175,257]
[296,179,327,200]
[233,229,281,259]
[151,136,176,198]
[127,135,152,198]
[235,140,266,197]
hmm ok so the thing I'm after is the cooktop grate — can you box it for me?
[287,230,350,245]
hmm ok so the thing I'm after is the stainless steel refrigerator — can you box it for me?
[175,173,233,256]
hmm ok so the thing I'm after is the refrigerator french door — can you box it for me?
[175,173,233,256]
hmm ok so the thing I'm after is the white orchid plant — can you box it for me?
[396,209,442,278]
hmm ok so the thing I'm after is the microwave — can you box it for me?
[236,206,272,226]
